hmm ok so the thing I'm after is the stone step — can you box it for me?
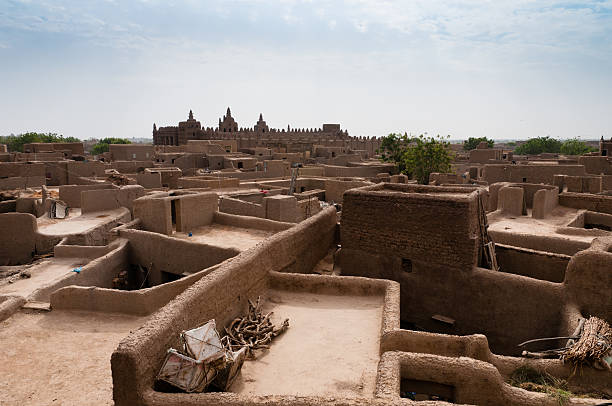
[22,301,51,312]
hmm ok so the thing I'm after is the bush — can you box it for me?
[91,137,131,155]
[463,137,494,151]
[0,132,80,152]
[560,138,596,156]
[514,136,562,155]
[378,133,454,184]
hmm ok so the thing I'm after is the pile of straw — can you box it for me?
[562,316,611,370]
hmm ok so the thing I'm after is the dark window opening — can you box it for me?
[161,270,182,284]
[237,162,243,169]
[331,152,336,157]
[301,186,306,192]
[401,379,455,402]
[402,258,412,273]
[522,177,527,182]
[170,200,177,225]
[603,149,608,156]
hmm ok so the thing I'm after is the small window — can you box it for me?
[402,258,412,273]
[237,162,243,169]
[522,177,527,182]
[132,153,137,159]
[146,152,150,158]
[603,149,608,156]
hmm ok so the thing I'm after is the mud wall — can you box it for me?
[175,192,218,232]
[59,184,115,208]
[81,185,145,214]
[483,164,586,185]
[111,208,337,405]
[324,178,374,204]
[559,192,612,215]
[178,177,239,189]
[0,212,37,265]
[338,248,565,356]
[488,229,591,256]
[342,183,481,269]
[31,239,128,302]
[50,262,225,316]
[218,196,266,218]
[213,212,293,232]
[494,244,569,282]
[119,229,239,278]
[323,164,393,178]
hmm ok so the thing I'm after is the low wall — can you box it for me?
[218,196,266,218]
[31,239,128,302]
[0,212,37,265]
[50,262,225,316]
[323,164,393,178]
[495,244,569,282]
[81,185,145,214]
[119,228,240,277]
[0,176,45,190]
[59,184,115,208]
[111,208,337,405]
[0,200,16,213]
[0,295,26,322]
[178,177,239,189]
[213,212,293,232]
[489,229,591,256]
[559,192,612,215]
[324,178,374,204]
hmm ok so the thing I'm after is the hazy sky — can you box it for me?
[1,0,611,140]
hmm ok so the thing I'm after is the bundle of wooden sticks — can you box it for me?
[520,316,611,370]
[224,296,289,358]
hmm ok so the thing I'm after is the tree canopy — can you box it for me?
[514,136,562,155]
[559,138,597,156]
[0,132,80,152]
[378,133,454,184]
[91,137,131,155]
[463,137,494,151]
[514,136,596,156]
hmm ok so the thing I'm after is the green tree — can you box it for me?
[378,133,410,174]
[514,136,562,155]
[463,137,494,151]
[559,138,596,156]
[378,133,454,184]
[0,132,80,152]
[404,134,454,184]
[91,137,131,155]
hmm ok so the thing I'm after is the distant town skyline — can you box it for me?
[1,1,611,140]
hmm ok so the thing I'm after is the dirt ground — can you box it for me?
[174,223,275,251]
[232,289,384,397]
[0,310,147,406]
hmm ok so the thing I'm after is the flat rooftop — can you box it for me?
[232,289,383,397]
[173,223,275,251]
[0,257,85,300]
[37,208,127,236]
